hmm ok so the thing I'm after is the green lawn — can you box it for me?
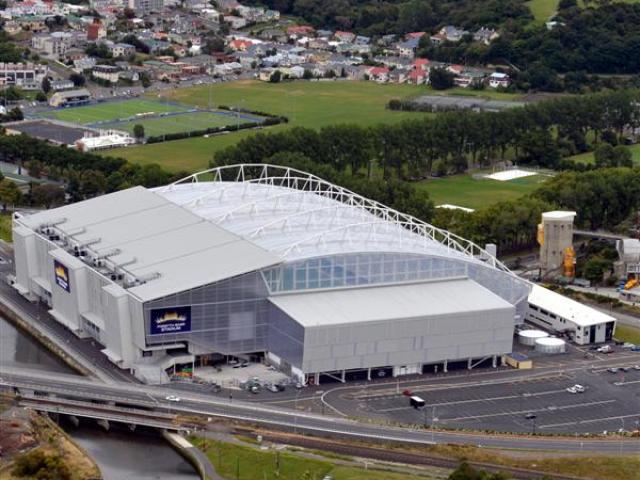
[105,80,522,172]
[102,111,261,137]
[614,324,640,344]
[191,438,434,480]
[40,99,187,125]
[415,173,549,210]
[527,0,559,23]
[568,144,640,165]
[0,213,12,242]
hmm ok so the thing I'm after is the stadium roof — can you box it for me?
[17,186,279,301]
[17,164,522,302]
[269,278,513,327]
[155,164,510,270]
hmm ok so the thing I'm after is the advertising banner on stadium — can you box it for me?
[150,306,191,335]
[54,260,70,292]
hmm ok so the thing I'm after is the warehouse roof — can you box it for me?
[17,186,279,301]
[527,285,616,327]
[269,278,513,327]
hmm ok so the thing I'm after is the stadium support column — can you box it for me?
[443,360,448,373]
[467,358,472,370]
[492,355,497,368]
[341,369,346,383]
[367,367,371,381]
[314,372,319,385]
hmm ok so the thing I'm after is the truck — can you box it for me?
[409,396,425,409]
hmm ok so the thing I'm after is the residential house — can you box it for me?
[367,66,390,82]
[92,65,120,83]
[108,43,136,58]
[474,27,499,45]
[229,39,254,51]
[50,79,75,91]
[224,15,248,29]
[287,25,314,38]
[407,68,428,85]
[334,31,356,43]
[488,72,510,88]
[431,26,469,44]
[398,37,420,58]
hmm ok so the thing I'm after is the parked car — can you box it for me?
[524,413,537,420]
[567,384,585,393]
[597,345,613,354]
[607,367,619,373]
[266,384,279,393]
[633,365,640,371]
[632,346,640,352]
[250,385,260,394]
[165,395,181,402]
[621,367,630,372]
[623,343,636,350]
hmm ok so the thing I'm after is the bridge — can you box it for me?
[573,230,629,241]
[3,366,640,454]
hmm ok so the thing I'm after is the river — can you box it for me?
[0,316,200,480]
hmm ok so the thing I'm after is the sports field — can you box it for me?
[416,173,548,209]
[102,110,260,137]
[40,99,188,125]
[105,81,488,171]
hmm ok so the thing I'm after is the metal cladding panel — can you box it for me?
[297,292,515,373]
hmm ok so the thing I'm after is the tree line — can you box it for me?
[214,89,640,179]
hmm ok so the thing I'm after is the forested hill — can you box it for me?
[250,0,532,35]
[425,1,640,74]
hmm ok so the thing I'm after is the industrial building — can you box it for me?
[11,164,531,384]
[538,210,576,278]
[526,285,616,345]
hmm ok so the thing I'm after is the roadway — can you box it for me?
[2,366,640,454]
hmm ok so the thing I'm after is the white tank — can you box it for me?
[535,337,566,354]
[518,329,549,346]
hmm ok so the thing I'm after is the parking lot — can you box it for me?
[345,365,640,434]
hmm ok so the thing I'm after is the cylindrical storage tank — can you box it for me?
[535,337,566,354]
[518,329,549,346]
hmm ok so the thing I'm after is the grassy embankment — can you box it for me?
[190,437,439,480]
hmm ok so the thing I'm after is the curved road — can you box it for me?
[2,366,639,454]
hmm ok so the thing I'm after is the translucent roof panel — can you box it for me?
[154,164,512,272]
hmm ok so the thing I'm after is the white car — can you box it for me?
[566,384,585,394]
[165,395,181,402]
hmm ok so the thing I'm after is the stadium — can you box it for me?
[11,164,531,384]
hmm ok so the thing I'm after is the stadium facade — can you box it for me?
[12,164,530,384]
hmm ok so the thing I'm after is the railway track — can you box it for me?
[237,428,592,480]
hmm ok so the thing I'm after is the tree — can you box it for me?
[41,77,51,93]
[584,257,607,284]
[31,183,65,208]
[25,160,45,178]
[133,124,145,140]
[0,179,22,211]
[35,91,47,102]
[69,73,86,87]
[269,70,282,83]
[429,67,455,90]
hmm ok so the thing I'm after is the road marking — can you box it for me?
[441,400,616,422]
[374,388,570,412]
[540,412,640,429]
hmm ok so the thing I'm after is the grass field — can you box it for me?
[614,323,640,344]
[526,0,558,23]
[0,214,12,242]
[40,99,188,125]
[102,110,260,137]
[415,173,548,209]
[190,438,434,480]
[105,80,522,172]
[569,144,640,165]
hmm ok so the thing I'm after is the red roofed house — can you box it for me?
[334,31,356,43]
[287,25,315,37]
[406,32,426,40]
[368,66,390,82]
[229,39,253,51]
[407,68,428,85]
[413,58,429,71]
